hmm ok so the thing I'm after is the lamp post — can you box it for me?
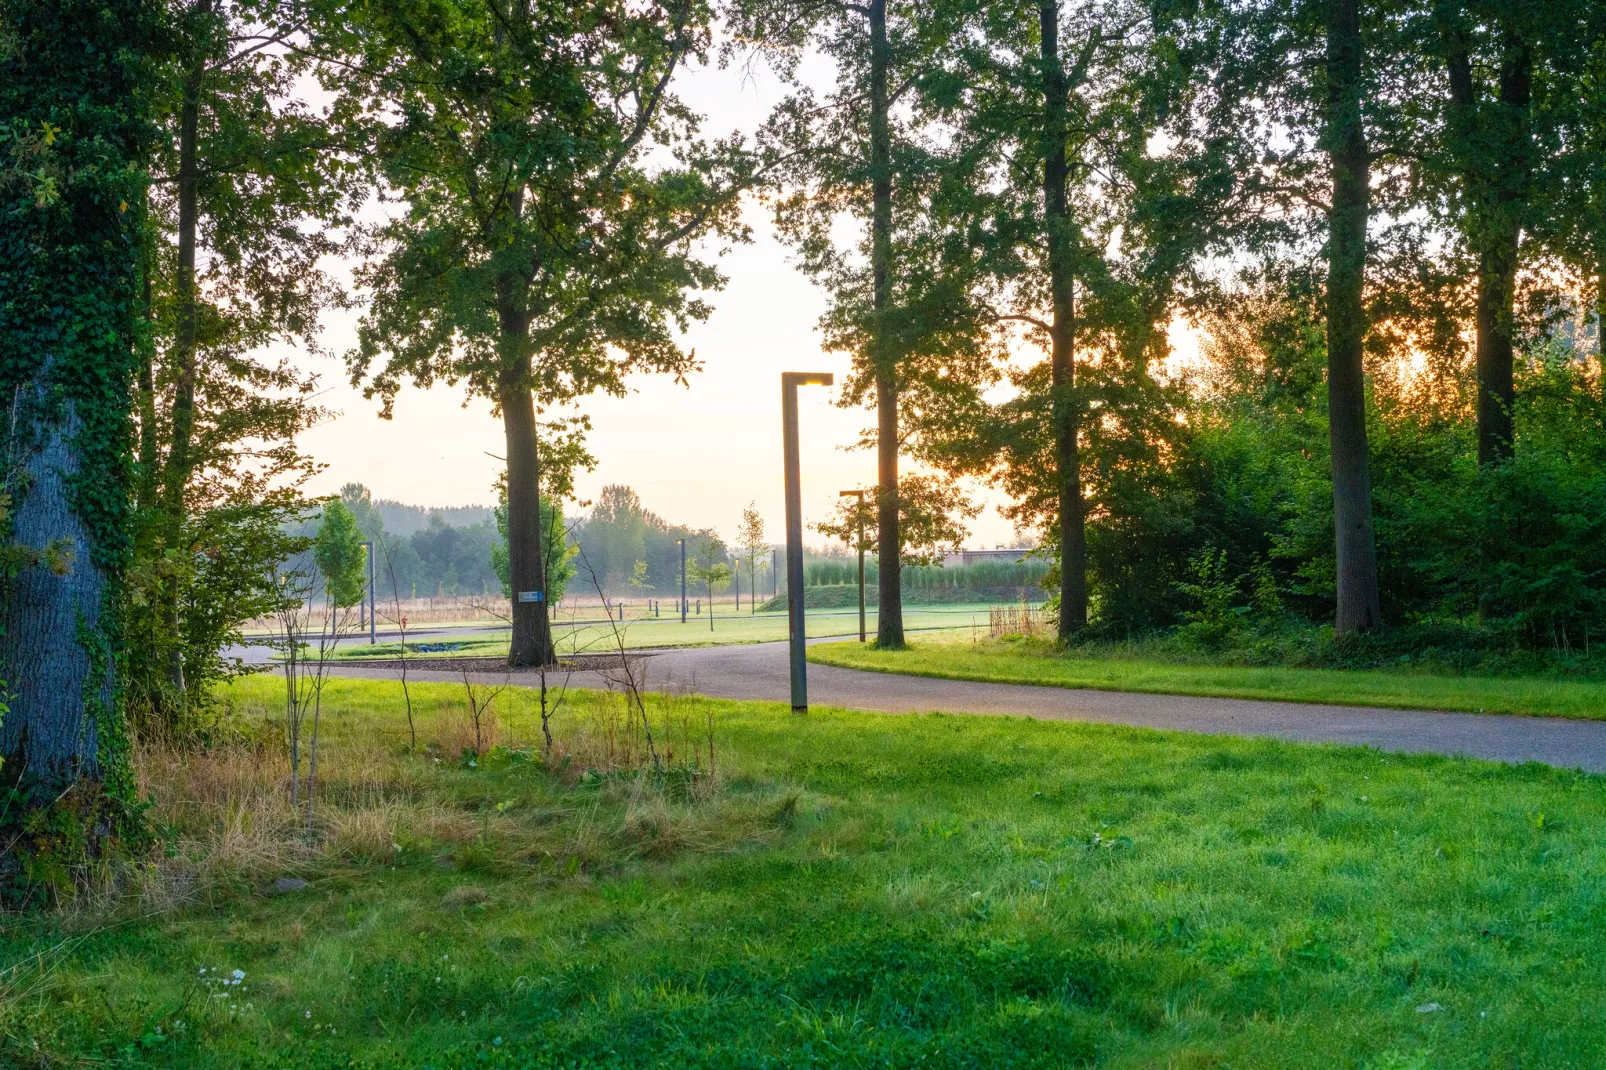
[678,537,687,623]
[783,371,834,712]
[839,489,868,643]
[361,540,376,645]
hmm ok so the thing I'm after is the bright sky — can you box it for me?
[291,49,1047,549]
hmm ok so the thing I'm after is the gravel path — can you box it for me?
[323,638,1606,773]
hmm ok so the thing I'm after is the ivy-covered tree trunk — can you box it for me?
[1324,0,1382,634]
[1040,0,1086,640]
[0,0,149,827]
[869,0,904,649]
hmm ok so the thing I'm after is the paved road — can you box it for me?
[323,639,1606,773]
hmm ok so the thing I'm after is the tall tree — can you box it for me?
[1423,3,1592,463]
[335,0,757,666]
[130,0,353,719]
[0,0,157,863]
[909,0,1237,641]
[1322,0,1382,632]
[730,0,945,647]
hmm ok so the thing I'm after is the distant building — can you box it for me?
[939,547,1033,568]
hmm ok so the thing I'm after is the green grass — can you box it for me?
[6,675,1606,1067]
[327,603,991,659]
[808,637,1606,720]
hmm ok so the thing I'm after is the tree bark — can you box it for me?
[869,0,904,648]
[500,321,554,668]
[1040,0,1086,640]
[0,0,147,799]
[1442,21,1530,466]
[1325,0,1382,635]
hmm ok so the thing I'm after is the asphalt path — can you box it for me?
[311,637,1606,773]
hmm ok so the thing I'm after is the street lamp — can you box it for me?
[678,537,687,623]
[783,371,834,713]
[839,489,868,643]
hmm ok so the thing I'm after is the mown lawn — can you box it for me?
[4,675,1604,1067]
[809,637,1606,720]
[324,604,987,660]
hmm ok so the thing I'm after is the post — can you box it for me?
[678,537,687,623]
[368,540,376,645]
[840,489,868,643]
[783,371,834,712]
[360,540,377,643]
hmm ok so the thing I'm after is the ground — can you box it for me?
[3,675,1604,1068]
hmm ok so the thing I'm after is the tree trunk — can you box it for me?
[869,0,903,648]
[1324,0,1383,635]
[156,28,210,702]
[1597,240,1605,373]
[1442,22,1530,466]
[0,0,146,806]
[501,345,554,668]
[137,245,159,511]
[1040,0,1086,640]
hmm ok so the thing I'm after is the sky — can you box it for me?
[292,47,1026,549]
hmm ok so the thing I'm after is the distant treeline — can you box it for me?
[803,560,1048,591]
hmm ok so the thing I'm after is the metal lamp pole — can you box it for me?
[361,540,376,644]
[678,537,687,623]
[783,371,834,712]
[839,489,868,642]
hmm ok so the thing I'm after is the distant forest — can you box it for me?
[301,483,739,601]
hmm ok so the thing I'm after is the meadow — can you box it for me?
[3,675,1604,1067]
[326,603,987,659]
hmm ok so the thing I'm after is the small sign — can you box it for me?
[518,590,544,603]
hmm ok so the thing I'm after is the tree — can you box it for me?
[906,0,1240,641]
[1321,0,1382,632]
[124,0,355,723]
[730,0,962,648]
[314,500,366,608]
[815,475,977,566]
[334,0,759,667]
[1423,2,1592,464]
[0,0,158,880]
[688,538,731,632]
[737,502,766,615]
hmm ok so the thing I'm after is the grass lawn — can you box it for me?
[327,603,989,659]
[809,637,1606,721]
[5,675,1605,1067]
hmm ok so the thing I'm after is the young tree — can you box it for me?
[335,0,759,666]
[815,474,977,566]
[0,0,158,868]
[689,538,732,632]
[737,502,766,615]
[314,499,367,608]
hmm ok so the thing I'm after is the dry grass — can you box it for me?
[62,677,776,915]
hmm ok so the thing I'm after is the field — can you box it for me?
[809,638,1606,721]
[4,675,1605,1067]
[326,603,990,659]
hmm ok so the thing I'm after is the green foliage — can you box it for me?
[572,485,723,593]
[492,482,573,605]
[313,500,367,608]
